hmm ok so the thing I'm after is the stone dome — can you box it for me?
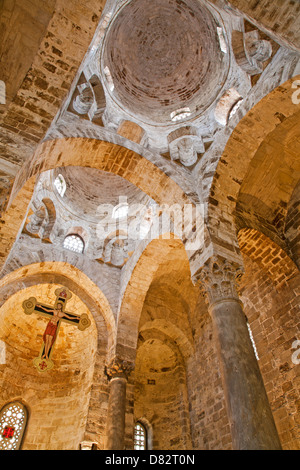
[53,167,151,224]
[102,0,229,124]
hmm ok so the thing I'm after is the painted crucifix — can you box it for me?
[22,287,91,372]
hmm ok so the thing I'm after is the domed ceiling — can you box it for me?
[52,167,151,224]
[102,0,229,125]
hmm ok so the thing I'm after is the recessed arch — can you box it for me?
[139,320,194,361]
[0,139,206,272]
[10,138,194,208]
[116,236,197,362]
[207,75,300,255]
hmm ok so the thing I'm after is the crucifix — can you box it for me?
[22,287,91,372]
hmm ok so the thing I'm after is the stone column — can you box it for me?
[194,255,281,450]
[104,358,134,450]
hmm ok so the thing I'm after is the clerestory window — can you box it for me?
[63,234,85,254]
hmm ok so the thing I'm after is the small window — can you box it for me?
[63,234,84,254]
[170,107,191,122]
[54,174,66,197]
[217,27,227,53]
[0,402,28,450]
[134,422,147,450]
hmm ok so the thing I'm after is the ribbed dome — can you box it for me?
[102,0,229,124]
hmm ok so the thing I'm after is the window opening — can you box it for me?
[63,234,84,254]
[54,174,66,197]
[134,422,147,450]
[0,402,28,450]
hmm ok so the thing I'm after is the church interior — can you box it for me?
[0,0,299,450]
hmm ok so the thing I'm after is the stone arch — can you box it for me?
[207,76,300,257]
[139,320,194,361]
[0,261,116,353]
[0,139,205,272]
[238,227,299,290]
[10,138,194,207]
[134,329,192,449]
[0,282,101,450]
[115,236,196,363]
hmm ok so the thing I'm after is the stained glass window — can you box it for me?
[134,422,147,450]
[63,234,84,254]
[0,402,27,450]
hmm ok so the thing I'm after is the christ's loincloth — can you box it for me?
[43,321,58,346]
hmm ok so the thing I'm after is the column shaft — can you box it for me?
[210,298,281,450]
[105,377,127,450]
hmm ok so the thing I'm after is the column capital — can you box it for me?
[105,357,134,381]
[192,255,244,306]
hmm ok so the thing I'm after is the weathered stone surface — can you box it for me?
[0,0,300,452]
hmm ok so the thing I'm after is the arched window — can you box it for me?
[63,234,84,254]
[134,422,147,450]
[54,174,66,197]
[170,107,191,122]
[112,202,128,220]
[0,402,28,450]
[247,320,259,361]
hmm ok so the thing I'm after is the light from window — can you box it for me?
[0,402,27,450]
[63,234,84,254]
[54,174,66,197]
[247,321,259,361]
[134,423,146,450]
[112,203,128,219]
[170,107,191,122]
[217,27,227,53]
[104,66,114,92]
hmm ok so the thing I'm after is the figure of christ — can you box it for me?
[36,302,75,360]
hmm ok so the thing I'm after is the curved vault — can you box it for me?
[0,284,97,450]
[207,76,300,256]
[102,0,229,124]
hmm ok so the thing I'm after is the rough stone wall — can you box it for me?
[133,342,191,450]
[285,181,300,270]
[0,0,106,214]
[213,0,300,51]
[240,256,300,450]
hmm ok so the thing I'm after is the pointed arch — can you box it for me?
[207,76,300,255]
